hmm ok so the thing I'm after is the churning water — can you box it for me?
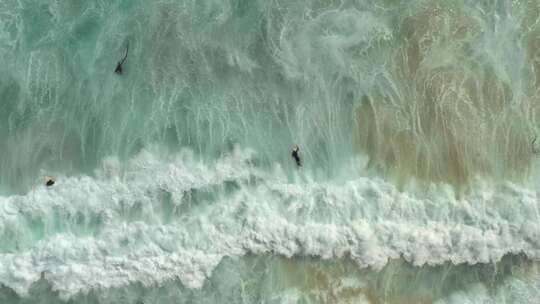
[2,0,540,303]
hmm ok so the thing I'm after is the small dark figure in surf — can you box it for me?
[114,42,129,75]
[291,145,302,167]
[533,135,540,155]
[44,176,55,187]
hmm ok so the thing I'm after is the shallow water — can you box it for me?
[1,0,540,303]
[2,254,540,304]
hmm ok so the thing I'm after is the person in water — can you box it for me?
[44,176,55,187]
[291,145,302,167]
[114,41,129,75]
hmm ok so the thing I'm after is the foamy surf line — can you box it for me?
[0,148,539,299]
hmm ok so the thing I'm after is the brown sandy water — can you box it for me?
[2,0,540,303]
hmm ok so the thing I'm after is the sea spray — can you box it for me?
[0,147,539,302]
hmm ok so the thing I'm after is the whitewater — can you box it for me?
[2,0,540,303]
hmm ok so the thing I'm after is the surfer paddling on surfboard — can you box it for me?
[533,135,540,155]
[114,41,129,75]
[291,145,302,167]
[44,176,55,187]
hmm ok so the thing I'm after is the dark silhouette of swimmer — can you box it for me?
[291,145,302,167]
[114,42,129,75]
[531,135,540,155]
[44,176,55,187]
[533,136,539,155]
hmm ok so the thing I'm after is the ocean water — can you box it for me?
[1,0,540,303]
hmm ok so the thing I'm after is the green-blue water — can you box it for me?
[2,0,540,303]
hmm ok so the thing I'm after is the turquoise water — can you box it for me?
[2,0,540,303]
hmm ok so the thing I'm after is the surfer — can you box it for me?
[533,135,539,155]
[291,145,302,167]
[114,41,129,75]
[44,176,55,187]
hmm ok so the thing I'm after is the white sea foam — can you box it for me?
[0,147,539,299]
